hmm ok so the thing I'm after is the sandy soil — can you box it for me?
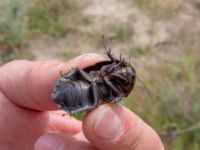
[28,0,200,64]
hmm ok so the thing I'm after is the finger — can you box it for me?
[0,91,81,148]
[0,53,103,111]
[34,133,97,150]
[46,112,82,135]
[82,104,164,150]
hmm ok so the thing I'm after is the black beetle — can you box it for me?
[52,49,136,115]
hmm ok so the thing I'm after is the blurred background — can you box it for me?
[0,0,200,149]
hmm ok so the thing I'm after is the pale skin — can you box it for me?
[0,53,164,150]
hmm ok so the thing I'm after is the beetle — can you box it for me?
[52,49,136,115]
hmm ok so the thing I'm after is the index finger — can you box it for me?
[0,53,103,111]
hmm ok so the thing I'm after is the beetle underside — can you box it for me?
[52,50,136,115]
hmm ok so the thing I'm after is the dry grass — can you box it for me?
[0,0,200,149]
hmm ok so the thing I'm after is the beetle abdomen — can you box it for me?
[52,79,95,114]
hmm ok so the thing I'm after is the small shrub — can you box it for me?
[0,0,28,47]
[28,0,87,38]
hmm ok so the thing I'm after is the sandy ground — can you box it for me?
[28,0,200,61]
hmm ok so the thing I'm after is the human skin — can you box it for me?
[0,53,164,150]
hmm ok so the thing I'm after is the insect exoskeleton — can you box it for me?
[52,49,136,115]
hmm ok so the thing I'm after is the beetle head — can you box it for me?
[110,62,136,96]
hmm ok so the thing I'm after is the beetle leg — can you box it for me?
[60,70,64,77]
[104,46,116,61]
[107,63,120,72]
[110,73,124,78]
[69,105,97,115]
[100,65,110,73]
[104,77,124,103]
[102,36,116,61]
[119,53,122,61]
[119,54,126,65]
[74,68,92,82]
[100,62,120,73]
[104,77,122,94]
[110,73,126,81]
[63,68,92,82]
[62,68,77,81]
[91,82,100,107]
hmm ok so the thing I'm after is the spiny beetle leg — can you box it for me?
[74,68,92,82]
[70,105,98,115]
[91,82,100,107]
[100,62,119,73]
[104,76,124,102]
[62,68,78,81]
[104,49,116,62]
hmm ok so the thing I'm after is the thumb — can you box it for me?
[83,104,164,150]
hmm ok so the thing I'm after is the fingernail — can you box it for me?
[93,105,123,140]
[35,133,65,150]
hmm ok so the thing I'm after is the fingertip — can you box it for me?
[0,53,104,111]
[82,104,163,150]
[34,132,94,150]
[34,133,66,150]
[83,104,124,140]
[60,53,104,74]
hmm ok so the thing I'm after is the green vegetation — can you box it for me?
[105,23,133,41]
[0,0,200,149]
[134,0,155,9]
[0,0,88,63]
[129,44,152,56]
[0,0,28,48]
[98,23,133,41]
[28,0,85,38]
[124,49,200,150]
[62,48,81,59]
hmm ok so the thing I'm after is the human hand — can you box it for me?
[0,53,164,150]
